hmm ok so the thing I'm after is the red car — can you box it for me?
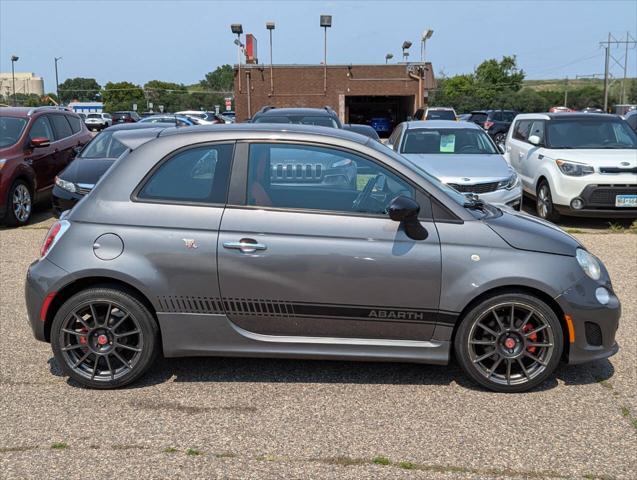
[0,107,92,226]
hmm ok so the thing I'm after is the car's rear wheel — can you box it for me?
[536,180,560,222]
[454,293,563,393]
[51,287,159,389]
[493,132,506,150]
[4,180,32,227]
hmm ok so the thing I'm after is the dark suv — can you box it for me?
[250,106,342,128]
[112,111,141,124]
[469,110,518,148]
[0,107,92,226]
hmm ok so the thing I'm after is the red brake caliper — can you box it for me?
[523,323,537,353]
[78,328,88,346]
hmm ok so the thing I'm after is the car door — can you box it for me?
[217,141,443,341]
[518,120,546,186]
[48,114,75,172]
[26,115,57,192]
[507,119,532,189]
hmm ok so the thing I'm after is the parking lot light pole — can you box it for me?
[266,22,275,95]
[420,29,433,63]
[401,41,411,63]
[320,15,332,93]
[11,55,19,106]
[54,56,62,105]
[385,53,393,64]
[231,24,243,93]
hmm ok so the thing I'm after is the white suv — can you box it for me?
[84,113,112,131]
[505,113,637,220]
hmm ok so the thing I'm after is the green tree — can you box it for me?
[102,81,145,112]
[143,80,188,112]
[200,64,234,92]
[58,77,101,103]
[474,56,525,92]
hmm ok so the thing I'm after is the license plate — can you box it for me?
[616,195,637,207]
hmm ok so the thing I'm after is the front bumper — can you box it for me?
[51,185,82,217]
[555,276,620,364]
[25,258,70,343]
[554,184,637,218]
[477,185,523,209]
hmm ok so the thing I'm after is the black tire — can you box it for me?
[493,132,506,148]
[51,287,159,389]
[454,293,563,393]
[536,180,560,222]
[3,179,33,227]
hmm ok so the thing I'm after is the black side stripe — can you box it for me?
[157,296,459,325]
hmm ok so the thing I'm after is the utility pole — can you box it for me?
[564,76,568,108]
[603,33,611,112]
[54,56,62,105]
[599,32,636,112]
[266,22,275,96]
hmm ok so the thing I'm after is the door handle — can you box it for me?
[223,239,267,253]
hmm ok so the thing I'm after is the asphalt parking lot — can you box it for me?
[1,208,635,479]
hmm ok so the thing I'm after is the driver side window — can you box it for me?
[247,143,414,216]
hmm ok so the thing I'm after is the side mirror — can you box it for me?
[528,134,541,146]
[388,196,428,241]
[73,145,83,156]
[30,137,50,148]
[497,144,505,154]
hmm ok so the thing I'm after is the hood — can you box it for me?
[543,149,637,169]
[484,209,581,256]
[59,157,116,185]
[403,154,512,183]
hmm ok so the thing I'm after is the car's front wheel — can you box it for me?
[51,287,159,389]
[4,179,32,227]
[454,293,563,393]
[536,180,560,222]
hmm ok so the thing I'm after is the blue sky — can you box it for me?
[1,0,635,91]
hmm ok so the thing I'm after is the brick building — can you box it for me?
[233,63,435,127]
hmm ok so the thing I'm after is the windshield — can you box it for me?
[546,118,637,149]
[254,115,338,128]
[401,128,498,155]
[79,131,127,159]
[0,117,27,148]
[367,139,469,208]
[426,110,456,120]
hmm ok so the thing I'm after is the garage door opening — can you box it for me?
[345,95,414,138]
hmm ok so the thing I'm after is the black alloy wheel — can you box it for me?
[51,287,158,389]
[455,293,563,393]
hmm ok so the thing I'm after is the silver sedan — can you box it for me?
[388,120,523,209]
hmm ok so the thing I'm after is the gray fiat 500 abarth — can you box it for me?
[25,124,620,392]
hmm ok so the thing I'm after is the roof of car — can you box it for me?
[403,120,481,130]
[514,112,621,121]
[157,122,369,144]
[470,109,517,114]
[426,107,455,111]
[253,107,337,117]
[104,122,176,132]
[0,106,76,118]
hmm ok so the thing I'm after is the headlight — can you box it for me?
[576,248,601,280]
[497,172,520,190]
[556,159,594,176]
[55,176,76,193]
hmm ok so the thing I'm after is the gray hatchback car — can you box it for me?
[25,124,620,392]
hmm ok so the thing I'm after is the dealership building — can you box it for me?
[233,63,435,127]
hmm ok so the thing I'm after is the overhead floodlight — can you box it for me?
[422,29,433,40]
[402,41,412,50]
[266,21,275,30]
[320,15,332,27]
[231,24,243,35]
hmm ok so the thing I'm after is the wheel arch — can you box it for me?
[43,276,160,344]
[450,285,569,360]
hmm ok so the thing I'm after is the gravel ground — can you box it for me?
[1,209,636,479]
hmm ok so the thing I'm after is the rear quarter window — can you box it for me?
[67,115,82,133]
[137,144,234,204]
